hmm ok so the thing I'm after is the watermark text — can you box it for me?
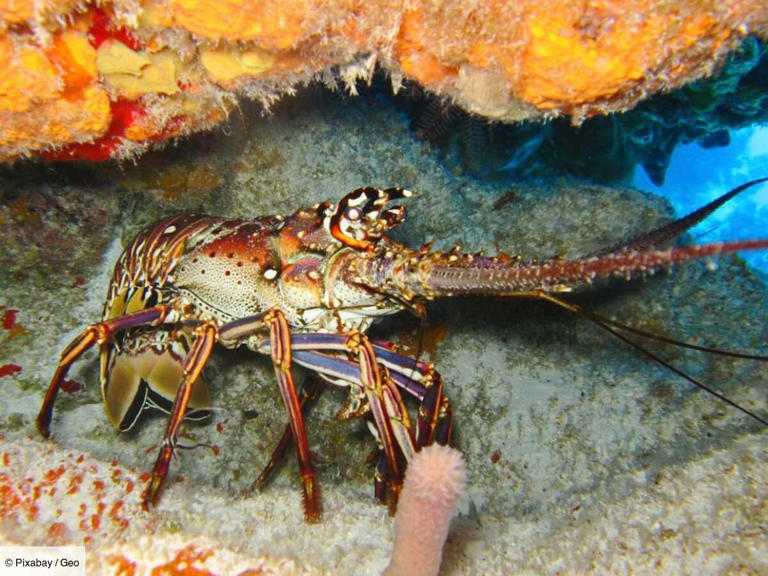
[0,547,85,575]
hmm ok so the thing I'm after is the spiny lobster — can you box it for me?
[37,177,768,522]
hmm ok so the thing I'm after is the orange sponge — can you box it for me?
[0,0,766,161]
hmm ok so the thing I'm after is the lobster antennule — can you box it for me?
[361,240,768,300]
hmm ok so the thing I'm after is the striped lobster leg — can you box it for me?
[261,310,322,522]
[37,305,175,438]
[143,320,219,507]
[253,333,454,511]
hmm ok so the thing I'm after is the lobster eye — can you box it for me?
[328,187,413,250]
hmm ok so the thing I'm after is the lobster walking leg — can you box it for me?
[347,333,414,512]
[416,376,453,447]
[252,380,320,490]
[264,310,321,522]
[220,311,323,520]
[37,305,174,438]
[237,324,454,514]
[144,320,219,508]
[287,337,454,454]
[288,333,454,449]
[252,340,428,494]
[286,335,454,508]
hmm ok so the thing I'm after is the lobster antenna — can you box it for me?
[593,176,768,256]
[583,311,768,427]
[578,312,768,361]
[531,292,768,427]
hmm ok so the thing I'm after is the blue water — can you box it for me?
[633,125,768,273]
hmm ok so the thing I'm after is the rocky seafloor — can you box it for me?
[1,87,766,575]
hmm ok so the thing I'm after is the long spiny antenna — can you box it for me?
[577,312,768,361]
[582,310,768,427]
[594,176,768,255]
[532,292,768,427]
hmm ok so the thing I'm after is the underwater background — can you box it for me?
[635,125,768,273]
[1,31,767,576]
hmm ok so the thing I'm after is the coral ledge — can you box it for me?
[1,0,767,161]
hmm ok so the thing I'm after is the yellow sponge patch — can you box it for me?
[200,47,274,85]
[96,40,181,98]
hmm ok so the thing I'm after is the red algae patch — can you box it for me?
[0,438,145,543]
[0,364,22,378]
[2,309,19,330]
[0,437,321,575]
[101,538,311,576]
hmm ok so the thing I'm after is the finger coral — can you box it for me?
[384,445,467,576]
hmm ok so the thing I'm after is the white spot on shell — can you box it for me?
[264,268,278,280]
[164,225,177,234]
